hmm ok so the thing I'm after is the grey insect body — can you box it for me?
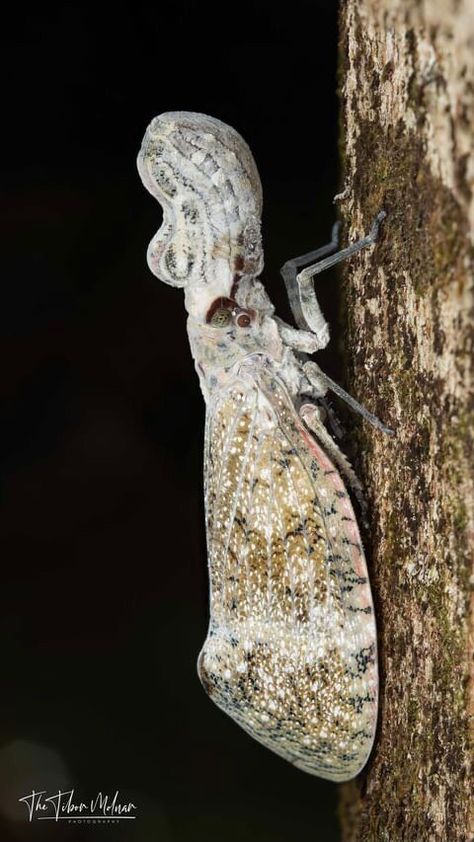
[137,111,388,781]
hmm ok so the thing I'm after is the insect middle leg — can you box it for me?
[299,402,368,522]
[303,360,394,436]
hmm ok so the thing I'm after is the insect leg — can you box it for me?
[299,388,348,439]
[280,222,340,343]
[275,317,328,353]
[284,211,386,335]
[317,397,345,440]
[299,402,368,522]
[280,221,340,284]
[303,360,394,436]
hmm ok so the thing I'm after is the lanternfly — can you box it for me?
[137,112,391,782]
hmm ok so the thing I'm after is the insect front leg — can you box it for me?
[280,222,340,341]
[274,317,329,354]
[281,211,386,335]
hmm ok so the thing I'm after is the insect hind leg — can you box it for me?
[299,402,368,524]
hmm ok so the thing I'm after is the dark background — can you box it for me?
[1,3,343,840]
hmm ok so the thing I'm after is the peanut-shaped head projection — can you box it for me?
[137,111,264,322]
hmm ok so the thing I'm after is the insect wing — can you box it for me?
[198,364,378,781]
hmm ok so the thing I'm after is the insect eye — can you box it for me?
[210,308,233,328]
[236,312,251,328]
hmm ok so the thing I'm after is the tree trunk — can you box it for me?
[337,2,474,840]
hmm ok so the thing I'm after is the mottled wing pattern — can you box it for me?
[198,360,378,781]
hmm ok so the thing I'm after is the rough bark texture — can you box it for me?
[337,2,474,840]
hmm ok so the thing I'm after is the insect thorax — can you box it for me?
[186,310,289,401]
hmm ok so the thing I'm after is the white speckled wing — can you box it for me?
[198,359,378,781]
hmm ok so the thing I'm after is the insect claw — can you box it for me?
[368,209,387,242]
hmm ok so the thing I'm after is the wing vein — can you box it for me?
[279,433,317,631]
[243,407,269,619]
[270,429,296,627]
[220,387,259,616]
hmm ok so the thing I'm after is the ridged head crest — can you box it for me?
[137,111,264,297]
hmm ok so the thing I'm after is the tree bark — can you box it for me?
[337,2,474,840]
